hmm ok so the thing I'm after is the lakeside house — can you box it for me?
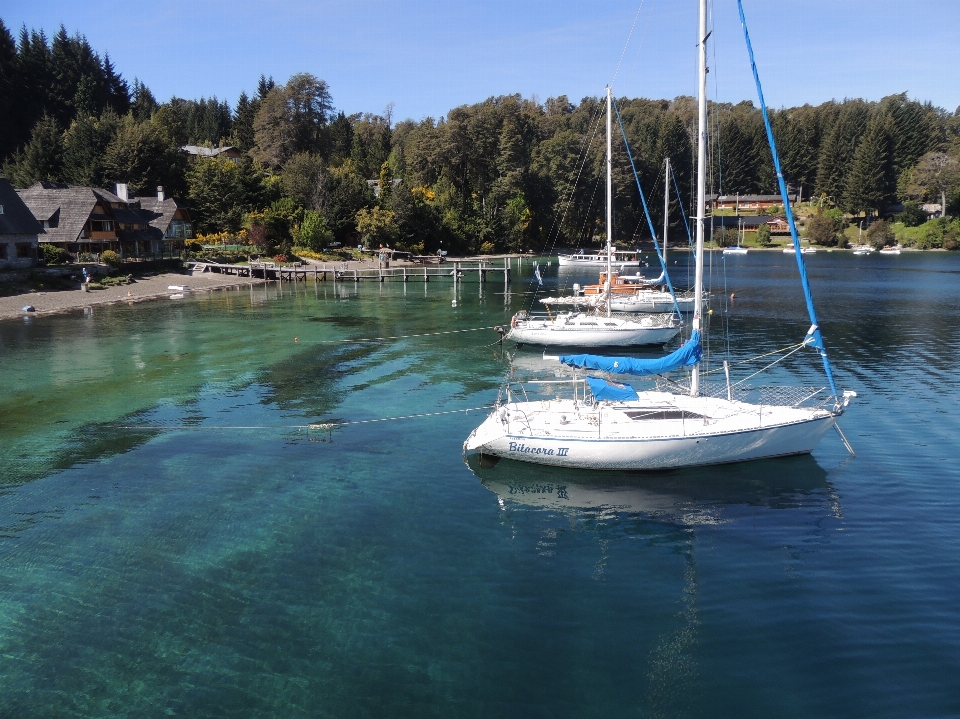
[181,145,243,164]
[17,182,194,260]
[707,194,795,214]
[710,215,791,234]
[0,178,41,269]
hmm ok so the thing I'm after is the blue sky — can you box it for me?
[3,0,958,121]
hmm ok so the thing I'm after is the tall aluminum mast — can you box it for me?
[690,0,708,397]
[605,86,613,318]
[663,158,671,268]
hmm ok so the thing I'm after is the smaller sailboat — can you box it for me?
[507,87,681,348]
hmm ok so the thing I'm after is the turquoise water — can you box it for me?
[1,254,959,717]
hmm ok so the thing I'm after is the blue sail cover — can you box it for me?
[560,331,702,376]
[585,376,639,401]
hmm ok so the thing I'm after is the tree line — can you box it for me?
[1,18,959,256]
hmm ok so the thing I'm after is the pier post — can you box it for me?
[403,267,408,282]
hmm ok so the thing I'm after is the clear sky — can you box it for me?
[3,0,958,121]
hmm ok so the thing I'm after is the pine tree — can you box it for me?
[843,111,896,214]
[130,79,158,122]
[2,114,64,187]
[62,111,118,186]
[0,20,18,161]
[815,100,869,201]
[231,91,257,151]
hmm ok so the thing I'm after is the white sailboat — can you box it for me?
[723,219,749,254]
[507,88,681,348]
[465,0,855,470]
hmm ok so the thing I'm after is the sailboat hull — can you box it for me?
[508,322,680,347]
[464,397,836,470]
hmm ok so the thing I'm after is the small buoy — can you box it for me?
[452,299,457,307]
[294,337,299,342]
[708,309,714,315]
[730,293,736,300]
[21,305,35,312]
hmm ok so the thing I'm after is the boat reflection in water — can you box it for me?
[465,452,838,524]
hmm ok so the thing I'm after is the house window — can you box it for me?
[91,220,113,232]
[0,204,4,214]
[166,220,193,238]
[16,243,34,258]
[0,243,7,259]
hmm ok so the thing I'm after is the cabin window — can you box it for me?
[91,220,113,232]
[624,409,706,421]
[0,204,4,214]
[16,243,34,258]
[0,243,7,259]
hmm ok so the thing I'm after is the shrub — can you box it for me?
[41,244,71,264]
[756,224,772,246]
[806,214,839,246]
[479,241,496,254]
[865,220,896,249]
[86,282,106,290]
[100,250,122,267]
[896,201,927,227]
[273,254,289,263]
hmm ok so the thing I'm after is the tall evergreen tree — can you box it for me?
[0,20,18,161]
[231,91,257,151]
[815,100,869,202]
[2,114,64,187]
[843,111,896,214]
[130,79,158,122]
[62,110,119,186]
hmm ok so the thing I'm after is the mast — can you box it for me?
[663,158,670,269]
[605,86,613,317]
[690,0,707,397]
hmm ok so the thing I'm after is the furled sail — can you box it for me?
[560,331,701,376]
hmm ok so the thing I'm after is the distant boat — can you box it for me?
[852,245,874,256]
[783,246,816,254]
[879,245,902,255]
[506,88,680,349]
[723,218,749,254]
[557,250,641,268]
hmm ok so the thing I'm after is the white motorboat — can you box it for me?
[879,245,902,255]
[723,246,749,255]
[507,88,681,348]
[783,246,817,254]
[466,0,855,470]
[557,250,641,268]
[852,245,875,255]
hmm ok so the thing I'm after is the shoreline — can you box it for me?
[0,271,265,323]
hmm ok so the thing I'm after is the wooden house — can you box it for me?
[0,178,41,269]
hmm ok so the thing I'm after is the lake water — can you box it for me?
[1,252,959,718]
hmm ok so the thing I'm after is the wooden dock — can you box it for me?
[187,258,519,285]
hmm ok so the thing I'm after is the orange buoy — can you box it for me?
[730,293,736,300]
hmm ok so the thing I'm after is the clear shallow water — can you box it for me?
[1,253,959,718]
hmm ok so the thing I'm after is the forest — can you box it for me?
[2,19,959,256]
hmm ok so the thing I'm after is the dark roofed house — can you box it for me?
[0,178,41,269]
[18,181,125,256]
[132,186,194,255]
[17,182,192,260]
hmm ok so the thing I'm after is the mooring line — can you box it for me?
[316,326,500,344]
[110,406,495,432]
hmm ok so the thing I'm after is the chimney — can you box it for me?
[157,186,165,202]
[115,183,128,202]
